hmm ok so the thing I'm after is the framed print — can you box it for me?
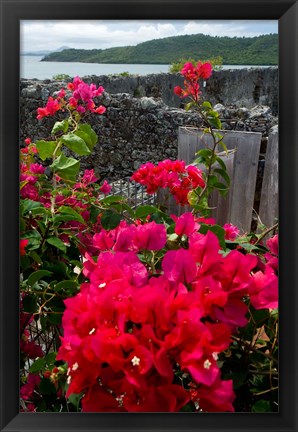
[0,0,297,431]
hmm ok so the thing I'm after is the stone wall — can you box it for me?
[20,74,278,181]
[69,67,278,114]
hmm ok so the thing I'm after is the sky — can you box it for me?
[20,20,278,53]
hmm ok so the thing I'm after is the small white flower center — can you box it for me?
[203,359,212,370]
[89,328,96,335]
[131,356,141,366]
[72,362,79,371]
[212,352,219,361]
[99,282,106,288]
[73,266,81,275]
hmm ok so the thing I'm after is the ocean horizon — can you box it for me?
[20,55,277,80]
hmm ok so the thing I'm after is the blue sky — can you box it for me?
[20,20,278,53]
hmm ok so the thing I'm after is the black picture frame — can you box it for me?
[0,1,297,431]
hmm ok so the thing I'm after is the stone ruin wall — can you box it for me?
[20,68,278,181]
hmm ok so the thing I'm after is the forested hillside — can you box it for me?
[42,33,278,65]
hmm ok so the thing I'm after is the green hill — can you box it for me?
[41,33,278,65]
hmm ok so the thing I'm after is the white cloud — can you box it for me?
[20,20,278,53]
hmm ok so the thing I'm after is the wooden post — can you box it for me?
[177,127,262,232]
[259,125,278,228]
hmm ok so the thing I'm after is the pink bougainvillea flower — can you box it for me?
[57,88,66,99]
[162,248,197,285]
[20,239,29,256]
[29,163,46,175]
[76,105,86,114]
[190,377,235,412]
[265,234,278,272]
[99,180,112,195]
[133,221,167,251]
[267,234,278,256]
[20,184,39,201]
[82,169,98,185]
[249,266,278,310]
[20,374,41,401]
[174,212,199,237]
[24,137,31,146]
[181,62,197,80]
[223,223,240,241]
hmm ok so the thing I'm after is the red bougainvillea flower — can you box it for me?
[37,96,61,120]
[174,62,212,102]
[24,137,31,146]
[94,105,106,114]
[131,160,205,206]
[20,239,29,256]
[197,62,213,80]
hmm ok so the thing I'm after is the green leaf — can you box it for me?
[232,371,248,389]
[212,182,229,196]
[101,195,124,205]
[22,294,38,313]
[251,308,270,327]
[214,168,230,186]
[135,205,159,219]
[185,102,195,111]
[21,199,45,215]
[53,215,83,225]
[28,250,43,265]
[45,352,57,366]
[201,101,212,110]
[50,153,80,181]
[48,313,62,325]
[208,116,222,129]
[28,270,53,286]
[78,124,98,149]
[51,120,69,135]
[54,280,79,293]
[29,357,46,373]
[56,206,84,223]
[46,236,67,253]
[36,140,58,161]
[218,140,229,154]
[61,133,91,156]
[89,206,101,223]
[68,392,83,411]
[39,377,57,395]
[215,156,227,171]
[74,130,93,148]
[101,210,122,230]
[252,400,271,412]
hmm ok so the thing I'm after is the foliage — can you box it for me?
[20,70,278,413]
[42,34,278,65]
[52,74,72,81]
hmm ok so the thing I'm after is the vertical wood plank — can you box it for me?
[178,127,262,232]
[259,125,278,228]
